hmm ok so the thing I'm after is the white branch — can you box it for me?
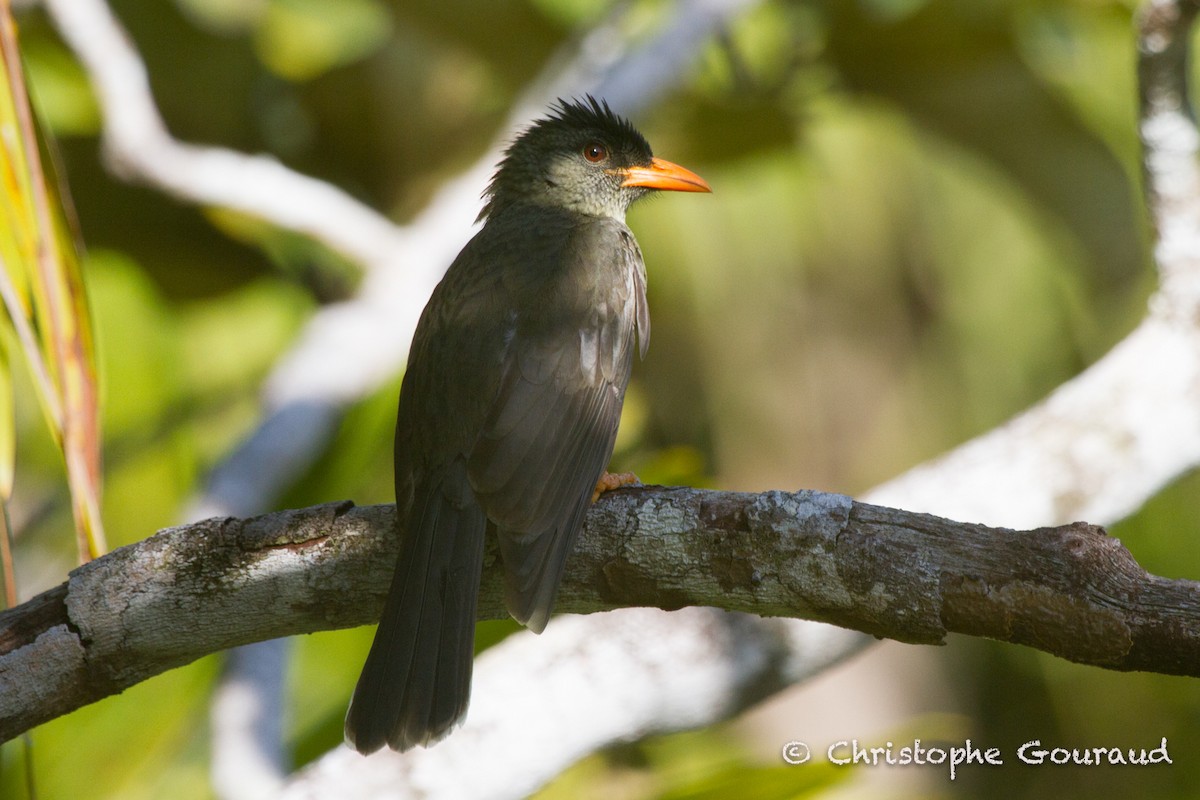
[281,609,858,800]
[864,315,1200,527]
[41,0,406,269]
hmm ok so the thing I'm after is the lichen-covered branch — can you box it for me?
[3,487,1196,743]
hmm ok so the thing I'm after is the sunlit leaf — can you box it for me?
[176,0,268,35]
[0,501,12,610]
[526,0,611,27]
[254,0,391,81]
[20,35,101,137]
[0,333,12,501]
[0,331,13,610]
[0,4,105,560]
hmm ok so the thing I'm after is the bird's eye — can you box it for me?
[582,142,608,163]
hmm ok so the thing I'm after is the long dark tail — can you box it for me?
[344,464,486,753]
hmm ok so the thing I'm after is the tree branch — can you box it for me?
[283,606,858,800]
[3,487,1196,742]
[40,0,406,269]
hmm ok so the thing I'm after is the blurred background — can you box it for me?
[3,0,1199,797]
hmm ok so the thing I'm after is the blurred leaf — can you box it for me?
[0,332,13,614]
[204,206,360,300]
[20,35,100,137]
[525,0,612,27]
[630,444,712,489]
[174,0,269,34]
[822,0,1144,289]
[0,333,12,500]
[536,728,849,800]
[0,6,105,560]
[1014,3,1139,169]
[85,252,182,440]
[859,0,932,23]
[33,656,218,800]
[643,730,847,800]
[653,762,843,800]
[177,276,313,398]
[254,0,392,81]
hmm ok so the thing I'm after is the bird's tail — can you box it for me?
[344,464,486,754]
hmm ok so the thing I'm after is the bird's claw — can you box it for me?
[591,471,640,503]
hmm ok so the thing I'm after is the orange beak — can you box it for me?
[618,157,711,193]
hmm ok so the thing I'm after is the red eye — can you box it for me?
[583,142,607,163]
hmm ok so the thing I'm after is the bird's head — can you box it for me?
[481,96,710,222]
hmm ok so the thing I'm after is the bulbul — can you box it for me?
[345,96,710,754]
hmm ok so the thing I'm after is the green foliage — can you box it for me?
[2,0,1196,798]
[81,250,313,546]
[27,657,219,800]
[0,2,105,564]
[254,0,393,81]
[19,35,99,137]
[536,729,849,800]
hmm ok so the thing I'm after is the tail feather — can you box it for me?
[345,464,486,753]
[498,489,591,634]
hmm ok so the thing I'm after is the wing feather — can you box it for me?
[467,213,648,629]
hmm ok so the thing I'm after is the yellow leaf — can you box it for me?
[0,5,106,560]
[0,332,12,501]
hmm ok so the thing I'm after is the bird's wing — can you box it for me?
[393,229,518,510]
[350,224,523,753]
[468,216,648,632]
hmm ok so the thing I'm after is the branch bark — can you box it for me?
[3,487,1197,743]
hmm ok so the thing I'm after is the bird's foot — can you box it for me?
[591,471,640,503]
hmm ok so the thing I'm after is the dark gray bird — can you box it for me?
[345,96,710,754]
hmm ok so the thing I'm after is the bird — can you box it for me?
[344,96,710,754]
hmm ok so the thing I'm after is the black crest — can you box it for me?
[480,96,651,220]
[538,96,649,152]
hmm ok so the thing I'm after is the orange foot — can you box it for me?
[591,471,640,503]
